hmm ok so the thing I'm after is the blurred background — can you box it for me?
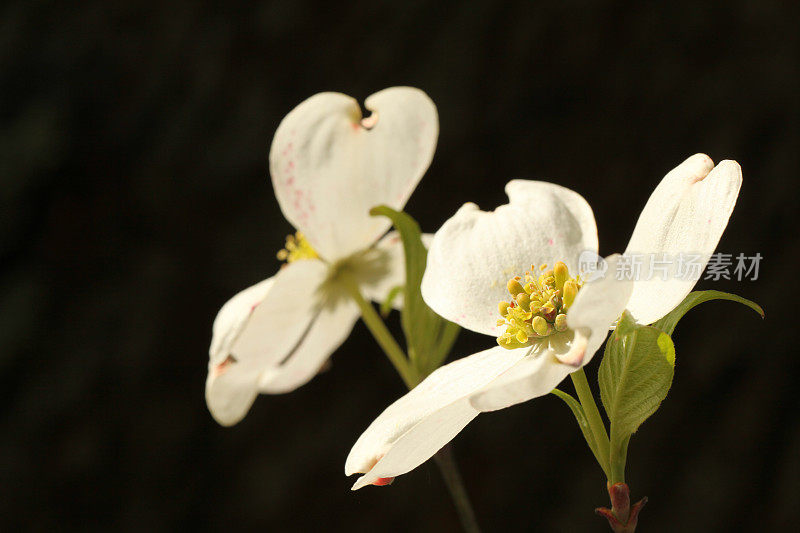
[2,0,798,531]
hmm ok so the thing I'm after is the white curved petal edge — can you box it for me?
[206,277,274,426]
[422,180,598,336]
[624,155,742,324]
[258,297,359,393]
[564,254,634,365]
[209,277,275,367]
[345,346,526,489]
[205,361,261,428]
[360,232,434,309]
[270,87,438,262]
[205,259,327,426]
[468,346,577,412]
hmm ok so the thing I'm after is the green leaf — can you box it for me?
[599,311,676,482]
[369,206,460,379]
[551,389,609,478]
[652,290,764,336]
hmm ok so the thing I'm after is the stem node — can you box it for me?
[595,483,647,533]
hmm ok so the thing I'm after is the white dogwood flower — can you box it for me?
[206,87,438,426]
[346,154,741,488]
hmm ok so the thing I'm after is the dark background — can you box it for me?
[2,1,798,531]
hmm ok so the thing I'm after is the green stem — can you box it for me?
[551,389,609,479]
[434,445,482,533]
[609,435,629,485]
[339,272,418,388]
[340,271,480,532]
[570,367,611,478]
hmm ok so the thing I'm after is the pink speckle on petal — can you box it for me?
[548,238,554,246]
[372,477,394,486]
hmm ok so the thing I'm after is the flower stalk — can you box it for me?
[339,271,418,388]
[434,445,482,533]
[570,367,611,477]
[340,270,480,532]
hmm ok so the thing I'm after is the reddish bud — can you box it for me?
[595,483,647,533]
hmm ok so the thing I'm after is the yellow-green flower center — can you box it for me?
[277,232,318,263]
[496,261,583,349]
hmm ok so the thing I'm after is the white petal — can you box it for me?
[421,180,598,336]
[360,232,434,310]
[258,297,360,393]
[346,346,526,489]
[469,346,576,412]
[205,259,327,425]
[564,254,634,365]
[209,277,275,366]
[231,260,328,363]
[206,278,277,426]
[205,361,260,428]
[270,87,438,262]
[624,156,742,324]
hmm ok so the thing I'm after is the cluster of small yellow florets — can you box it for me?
[276,231,319,263]
[496,261,582,349]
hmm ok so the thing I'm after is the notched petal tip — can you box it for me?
[360,112,379,129]
[350,476,370,491]
[205,385,255,428]
[349,468,394,490]
[270,87,437,261]
[712,159,743,181]
[685,153,715,183]
[350,474,395,491]
[554,332,588,367]
[211,355,237,378]
[205,357,261,428]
